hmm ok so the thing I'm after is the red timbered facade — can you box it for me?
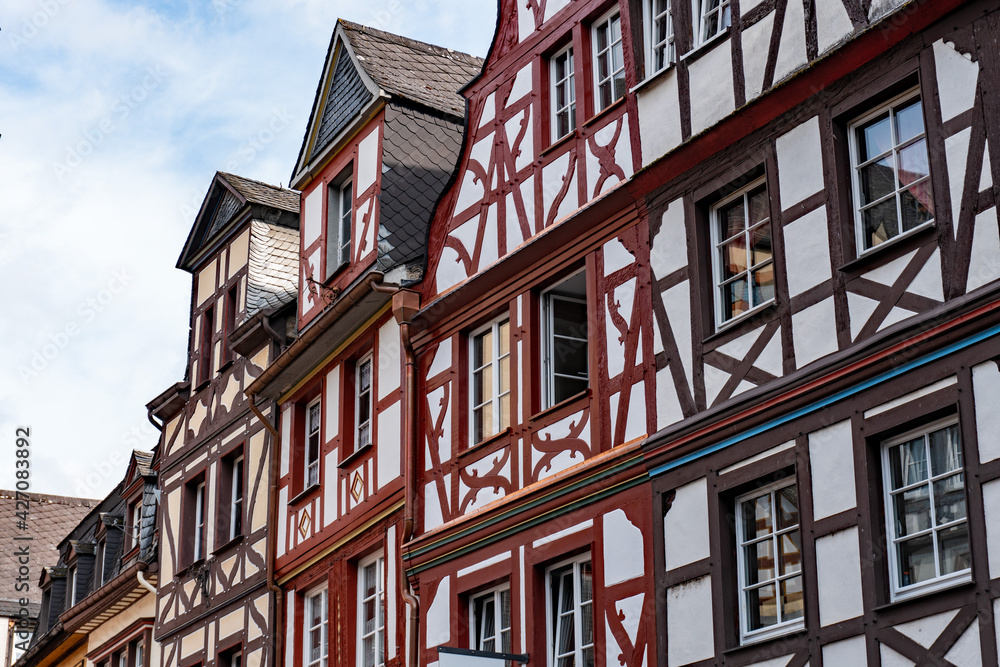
[149,172,299,667]
[245,21,482,667]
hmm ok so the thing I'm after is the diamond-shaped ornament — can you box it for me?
[298,509,311,539]
[351,471,364,502]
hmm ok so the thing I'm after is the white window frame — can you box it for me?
[357,553,385,667]
[306,397,322,487]
[645,0,674,75]
[337,178,353,266]
[136,644,145,667]
[710,176,774,327]
[469,318,512,445]
[194,481,206,561]
[95,538,105,586]
[356,354,374,451]
[848,87,933,254]
[545,555,594,667]
[230,454,244,540]
[67,565,77,606]
[592,9,625,112]
[542,272,589,409]
[470,584,512,654]
[734,478,804,644]
[131,501,142,549]
[881,417,971,602]
[550,43,576,142]
[304,587,328,667]
[694,0,731,46]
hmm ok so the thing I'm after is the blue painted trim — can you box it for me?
[648,323,1000,478]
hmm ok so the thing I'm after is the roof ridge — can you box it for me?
[338,19,483,64]
[217,171,298,194]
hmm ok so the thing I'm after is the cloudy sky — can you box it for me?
[0,0,494,499]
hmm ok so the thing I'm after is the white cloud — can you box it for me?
[0,0,493,499]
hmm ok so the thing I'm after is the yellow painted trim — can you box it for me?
[277,498,404,585]
[277,302,392,404]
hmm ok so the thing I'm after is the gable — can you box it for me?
[309,46,373,165]
[205,189,244,241]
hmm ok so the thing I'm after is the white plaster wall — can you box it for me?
[603,509,645,586]
[880,643,915,667]
[946,128,971,240]
[973,362,1000,463]
[776,117,825,209]
[664,478,710,570]
[425,576,451,648]
[689,42,735,136]
[822,635,867,665]
[742,10,775,101]
[662,281,693,396]
[197,259,217,306]
[356,125,380,194]
[650,200,687,278]
[639,71,683,166]
[983,479,1000,580]
[774,0,807,82]
[933,40,980,123]
[815,527,864,626]
[378,319,401,400]
[377,401,401,489]
[808,420,857,520]
[944,619,981,667]
[816,0,854,54]
[792,297,838,368]
[783,206,831,298]
[229,228,251,279]
[301,188,322,249]
[666,576,714,666]
[967,208,1000,292]
[656,366,684,430]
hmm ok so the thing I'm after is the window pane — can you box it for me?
[890,437,928,488]
[499,393,511,431]
[781,576,805,621]
[720,237,748,281]
[862,198,900,249]
[474,331,490,368]
[900,184,934,232]
[475,404,493,442]
[898,140,929,187]
[929,425,962,475]
[553,299,587,337]
[894,485,931,536]
[779,531,801,575]
[746,583,777,630]
[475,365,492,406]
[744,540,774,585]
[741,492,772,541]
[360,360,372,392]
[580,561,593,602]
[859,156,895,205]
[719,199,746,240]
[894,99,924,144]
[777,485,799,530]
[596,24,608,52]
[749,187,769,224]
[933,474,966,524]
[938,523,970,575]
[898,533,936,588]
[752,263,775,306]
[858,113,892,162]
[554,376,589,403]
[498,320,510,355]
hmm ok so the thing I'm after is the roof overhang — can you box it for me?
[60,562,156,635]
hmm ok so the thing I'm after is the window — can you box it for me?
[136,644,145,667]
[199,306,214,385]
[648,0,674,73]
[735,479,804,643]
[194,481,206,561]
[326,174,353,277]
[130,500,142,550]
[358,555,384,667]
[95,538,106,586]
[471,586,511,654]
[849,89,933,253]
[593,10,625,111]
[881,419,970,600]
[711,177,774,325]
[223,285,238,365]
[305,589,328,667]
[356,355,373,451]
[546,557,593,667]
[471,319,511,444]
[230,455,244,540]
[697,0,731,44]
[543,272,589,408]
[220,646,241,667]
[551,44,576,141]
[306,398,321,487]
[67,565,77,606]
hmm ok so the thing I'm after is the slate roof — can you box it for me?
[218,172,300,214]
[247,220,300,315]
[132,450,154,478]
[0,492,97,605]
[339,20,483,118]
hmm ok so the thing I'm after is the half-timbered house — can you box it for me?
[243,20,481,667]
[14,451,160,667]
[149,173,299,667]
[401,0,656,664]
[635,0,1000,665]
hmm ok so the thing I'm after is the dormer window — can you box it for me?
[67,564,78,606]
[223,284,238,366]
[129,500,142,551]
[199,305,214,386]
[326,170,353,278]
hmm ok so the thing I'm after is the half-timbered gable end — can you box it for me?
[406,0,658,664]
[150,172,299,667]
[248,20,483,667]
[640,1,1000,665]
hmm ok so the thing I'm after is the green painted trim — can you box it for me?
[405,471,647,576]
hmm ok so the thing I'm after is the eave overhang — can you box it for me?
[146,381,190,425]
[246,271,391,401]
[59,561,157,635]
[230,300,296,358]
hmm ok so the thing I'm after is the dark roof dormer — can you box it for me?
[291,19,483,189]
[177,171,300,273]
